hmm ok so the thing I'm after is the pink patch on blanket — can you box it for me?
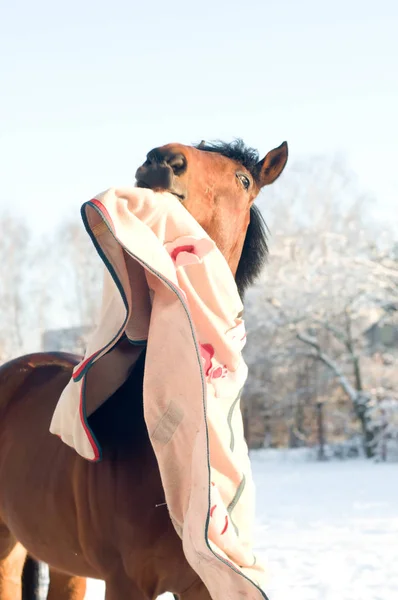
[200,343,215,376]
[165,236,215,267]
[199,348,228,381]
[210,365,228,380]
[170,244,195,261]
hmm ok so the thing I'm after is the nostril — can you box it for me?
[146,150,160,165]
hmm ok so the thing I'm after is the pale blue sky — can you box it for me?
[1,0,397,232]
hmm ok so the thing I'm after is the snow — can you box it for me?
[85,449,398,600]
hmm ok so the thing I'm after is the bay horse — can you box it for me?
[0,139,288,600]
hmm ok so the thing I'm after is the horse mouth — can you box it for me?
[135,179,150,190]
[135,180,185,202]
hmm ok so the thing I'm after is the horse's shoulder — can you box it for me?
[0,352,81,401]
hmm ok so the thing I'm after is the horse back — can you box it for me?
[0,352,80,414]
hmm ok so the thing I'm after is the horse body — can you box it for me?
[0,351,203,599]
[0,139,288,599]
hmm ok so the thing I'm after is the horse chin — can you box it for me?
[135,181,185,202]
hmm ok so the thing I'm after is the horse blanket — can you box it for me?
[50,187,268,599]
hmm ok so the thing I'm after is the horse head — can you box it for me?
[135,139,288,296]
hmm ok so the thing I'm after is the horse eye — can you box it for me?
[237,173,250,190]
[169,156,186,175]
[171,160,183,171]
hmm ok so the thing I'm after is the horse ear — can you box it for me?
[256,141,288,187]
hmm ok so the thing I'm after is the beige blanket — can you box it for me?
[50,187,268,599]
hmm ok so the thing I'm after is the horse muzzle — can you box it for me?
[135,150,187,201]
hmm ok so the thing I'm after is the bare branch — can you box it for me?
[296,332,358,403]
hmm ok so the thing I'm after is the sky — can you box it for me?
[1,0,398,234]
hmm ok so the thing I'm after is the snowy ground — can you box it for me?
[86,449,398,600]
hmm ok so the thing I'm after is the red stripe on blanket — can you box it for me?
[79,383,100,461]
[90,198,116,233]
[72,350,102,380]
[210,504,217,517]
[221,515,229,535]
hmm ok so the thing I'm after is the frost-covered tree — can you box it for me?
[0,214,35,360]
[243,156,397,455]
[368,392,398,461]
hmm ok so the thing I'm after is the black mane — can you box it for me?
[196,140,268,297]
[235,204,268,297]
[196,139,261,180]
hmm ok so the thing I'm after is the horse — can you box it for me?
[0,138,288,600]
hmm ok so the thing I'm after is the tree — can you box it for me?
[243,155,397,456]
[37,219,103,337]
[0,214,34,360]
